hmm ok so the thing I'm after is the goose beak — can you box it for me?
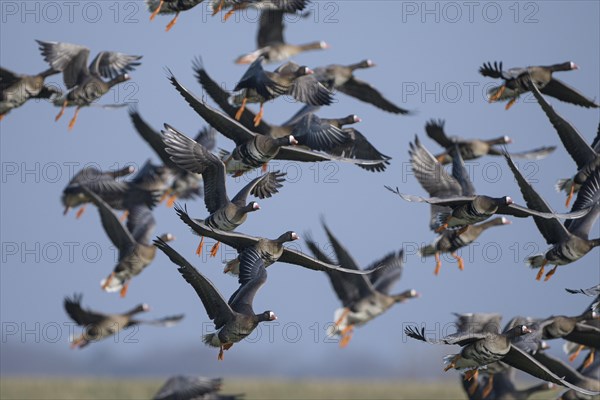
[504,136,512,144]
[253,203,261,210]
[305,68,314,75]
[320,41,329,49]
[354,115,362,123]
[501,217,512,225]
[289,135,299,145]
[505,196,513,205]
[570,62,579,70]
[291,232,300,240]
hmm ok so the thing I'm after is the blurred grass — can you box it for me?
[0,377,559,399]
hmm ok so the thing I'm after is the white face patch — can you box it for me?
[291,232,299,240]
[142,304,150,312]
[269,311,277,320]
[253,203,260,210]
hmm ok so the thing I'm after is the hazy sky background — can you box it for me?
[1,0,599,382]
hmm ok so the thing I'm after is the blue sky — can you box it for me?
[1,0,599,379]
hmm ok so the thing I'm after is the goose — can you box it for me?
[230,57,333,126]
[153,376,242,400]
[129,107,217,207]
[162,124,285,256]
[386,138,583,233]
[420,217,512,275]
[193,63,391,171]
[210,0,308,22]
[64,294,182,348]
[154,239,277,360]
[146,0,205,31]
[528,78,600,207]
[425,119,555,164]
[235,10,328,64]
[37,40,141,130]
[504,152,600,281]
[305,220,418,347]
[313,59,412,114]
[0,65,61,119]
[81,187,174,297]
[533,351,600,400]
[405,324,598,396]
[173,204,390,277]
[479,61,598,109]
[168,70,380,175]
[61,165,157,220]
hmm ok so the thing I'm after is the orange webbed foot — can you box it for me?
[505,98,517,110]
[467,379,479,396]
[75,205,87,219]
[67,107,80,131]
[434,252,442,276]
[55,100,67,121]
[234,98,247,120]
[535,260,547,281]
[569,344,585,363]
[253,104,264,127]
[209,242,220,257]
[565,185,575,208]
[481,374,494,398]
[489,85,505,103]
[119,210,129,222]
[165,12,179,31]
[451,252,465,271]
[196,237,205,256]
[119,282,130,298]
[218,345,224,361]
[544,265,558,281]
[166,194,177,208]
[149,0,163,20]
[463,369,478,381]
[339,325,354,348]
[582,351,595,369]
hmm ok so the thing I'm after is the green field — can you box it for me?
[0,378,560,399]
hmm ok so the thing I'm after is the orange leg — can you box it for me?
[149,0,163,20]
[209,242,221,257]
[339,324,354,348]
[583,351,595,369]
[195,236,204,256]
[261,163,268,172]
[102,272,115,290]
[489,85,505,102]
[0,114,5,121]
[119,281,130,298]
[535,259,547,281]
[253,103,264,127]
[218,345,225,360]
[211,0,224,15]
[481,374,494,398]
[119,210,129,222]
[70,335,85,349]
[55,100,67,121]
[165,12,179,31]
[67,107,80,130]
[75,205,87,219]
[334,308,350,327]
[435,216,451,233]
[166,194,177,208]
[223,4,242,21]
[234,97,247,120]
[159,189,172,204]
[565,185,575,208]
[467,379,479,396]
[544,265,558,281]
[444,354,460,372]
[463,369,478,381]
[434,252,442,276]
[451,252,465,271]
[569,344,585,363]
[505,98,517,110]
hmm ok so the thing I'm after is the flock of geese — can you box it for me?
[2,1,600,399]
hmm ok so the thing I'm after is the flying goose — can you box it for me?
[154,239,277,360]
